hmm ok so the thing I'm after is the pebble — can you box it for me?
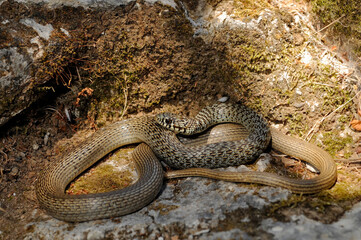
[218,96,229,102]
[256,153,272,172]
[306,163,319,173]
[32,143,39,150]
[295,88,302,95]
[293,102,305,108]
[9,167,19,177]
[87,229,105,240]
[46,149,52,156]
[292,33,305,46]
[44,132,50,145]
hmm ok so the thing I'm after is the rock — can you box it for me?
[256,153,272,172]
[293,102,305,108]
[0,46,33,127]
[260,203,361,240]
[9,166,19,178]
[43,132,50,145]
[25,177,291,239]
[292,33,305,46]
[32,143,39,150]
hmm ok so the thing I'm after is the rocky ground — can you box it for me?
[1,0,361,239]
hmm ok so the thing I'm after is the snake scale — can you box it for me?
[36,103,337,222]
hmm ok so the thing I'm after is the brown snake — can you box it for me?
[36,103,337,222]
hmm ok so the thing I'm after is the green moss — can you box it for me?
[33,26,144,126]
[268,194,307,214]
[81,29,143,125]
[273,87,292,99]
[338,114,351,124]
[308,0,361,57]
[67,147,136,194]
[233,0,273,18]
[36,86,55,93]
[322,168,361,202]
[234,44,275,76]
[304,64,352,113]
[33,30,87,88]
[224,29,278,103]
[269,165,361,216]
[321,131,353,158]
[286,113,307,137]
[250,97,264,112]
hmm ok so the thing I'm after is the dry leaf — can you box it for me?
[350,119,361,131]
[281,157,297,168]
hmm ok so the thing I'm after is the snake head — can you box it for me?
[156,112,189,134]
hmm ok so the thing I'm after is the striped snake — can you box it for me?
[36,103,337,222]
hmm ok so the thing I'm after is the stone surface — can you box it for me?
[24,177,361,239]
[261,202,361,240]
[25,177,291,239]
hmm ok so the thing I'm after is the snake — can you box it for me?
[36,103,337,222]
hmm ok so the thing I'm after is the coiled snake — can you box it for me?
[36,103,337,222]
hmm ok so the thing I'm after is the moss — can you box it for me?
[338,114,351,124]
[234,44,275,76]
[268,194,307,214]
[233,0,273,19]
[225,6,355,156]
[320,131,353,158]
[33,26,144,126]
[307,0,361,57]
[269,165,361,216]
[286,113,307,137]
[224,28,277,103]
[305,64,352,113]
[33,30,87,88]
[251,97,264,112]
[321,168,361,203]
[66,147,136,194]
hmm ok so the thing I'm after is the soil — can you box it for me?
[1,0,361,239]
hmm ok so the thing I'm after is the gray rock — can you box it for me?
[260,201,361,240]
[25,175,361,239]
[25,177,290,239]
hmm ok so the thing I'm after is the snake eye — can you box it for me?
[165,118,170,125]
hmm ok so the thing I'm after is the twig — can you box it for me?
[0,150,8,161]
[121,87,129,119]
[304,90,361,141]
[117,73,129,120]
[317,15,345,33]
[310,82,336,88]
[335,158,361,164]
[76,66,82,83]
[45,107,65,120]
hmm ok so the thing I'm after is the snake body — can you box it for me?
[168,124,337,194]
[36,103,270,221]
[36,103,337,222]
